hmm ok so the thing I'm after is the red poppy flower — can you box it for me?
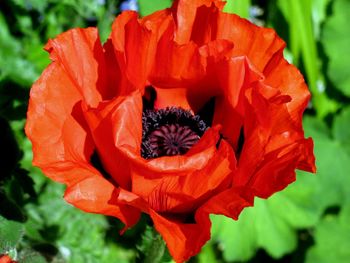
[25,0,316,262]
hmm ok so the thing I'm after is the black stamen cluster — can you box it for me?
[141,107,208,159]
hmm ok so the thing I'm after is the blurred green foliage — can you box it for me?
[0,0,349,262]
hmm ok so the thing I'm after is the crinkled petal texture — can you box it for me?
[25,0,316,262]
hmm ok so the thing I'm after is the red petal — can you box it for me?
[199,186,253,220]
[198,39,234,61]
[127,126,223,221]
[117,188,149,213]
[26,61,141,228]
[83,91,143,189]
[214,13,310,124]
[45,28,107,107]
[153,87,192,110]
[172,7,283,74]
[171,0,284,71]
[264,51,311,124]
[26,62,94,181]
[247,139,315,198]
[150,208,211,263]
[188,56,263,150]
[296,138,316,173]
[142,139,236,213]
[64,171,141,229]
[211,57,262,147]
[170,2,308,123]
[0,255,15,263]
[171,0,225,44]
[149,22,206,89]
[103,39,131,98]
[111,11,173,90]
[233,82,316,198]
[212,12,311,127]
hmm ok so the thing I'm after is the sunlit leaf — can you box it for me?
[138,0,172,17]
[224,0,251,19]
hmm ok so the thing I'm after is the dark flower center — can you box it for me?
[141,107,208,159]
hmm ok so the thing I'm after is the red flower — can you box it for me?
[25,0,316,262]
[0,255,16,263]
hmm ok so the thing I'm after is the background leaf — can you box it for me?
[322,0,350,97]
[211,170,323,262]
[138,0,172,17]
[0,215,24,254]
[0,12,40,86]
[23,181,135,263]
[224,0,251,18]
[306,205,350,263]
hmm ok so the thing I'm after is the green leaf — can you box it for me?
[24,181,135,263]
[22,36,50,73]
[198,243,218,263]
[138,0,172,17]
[0,215,24,253]
[211,172,323,262]
[66,0,106,18]
[322,0,350,97]
[306,205,350,263]
[311,0,331,39]
[300,116,350,212]
[333,107,350,155]
[306,118,350,205]
[19,251,48,263]
[224,0,251,19]
[302,116,330,140]
[0,12,39,86]
[12,0,48,12]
